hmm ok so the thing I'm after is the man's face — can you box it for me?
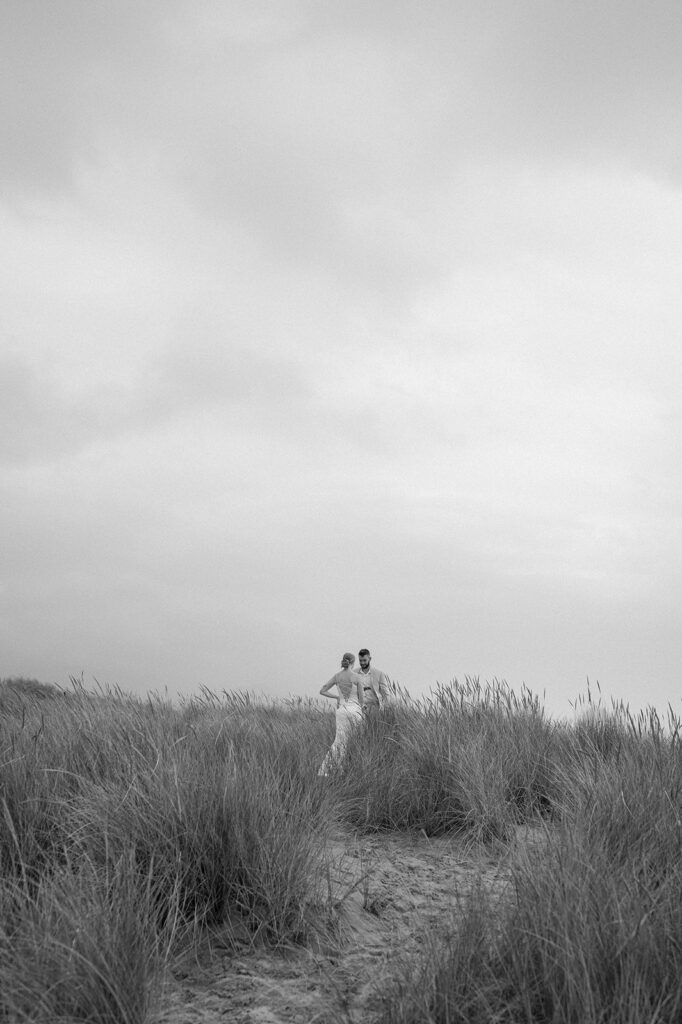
[359,653,370,671]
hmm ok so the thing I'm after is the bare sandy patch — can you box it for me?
[156,825,541,1023]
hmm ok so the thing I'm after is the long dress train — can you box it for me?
[318,698,363,776]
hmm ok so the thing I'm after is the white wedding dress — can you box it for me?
[318,673,363,777]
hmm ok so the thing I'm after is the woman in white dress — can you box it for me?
[318,652,365,776]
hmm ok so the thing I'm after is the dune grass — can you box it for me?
[0,680,332,1022]
[377,695,682,1024]
[2,675,682,1022]
[335,678,556,840]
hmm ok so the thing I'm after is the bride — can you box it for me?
[318,652,365,776]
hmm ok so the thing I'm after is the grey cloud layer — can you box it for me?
[3,0,682,712]
[0,1,174,190]
[0,336,311,465]
[5,1,682,206]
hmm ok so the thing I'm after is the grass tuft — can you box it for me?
[2,676,682,1021]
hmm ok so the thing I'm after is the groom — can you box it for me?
[356,648,391,717]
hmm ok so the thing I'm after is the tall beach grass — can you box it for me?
[2,675,682,1022]
[377,693,682,1023]
[0,679,333,1022]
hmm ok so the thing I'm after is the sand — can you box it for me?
[156,825,537,1023]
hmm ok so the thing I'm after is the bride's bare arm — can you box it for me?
[356,676,364,708]
[319,678,339,703]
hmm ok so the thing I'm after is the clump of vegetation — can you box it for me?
[377,696,682,1024]
[0,680,333,1022]
[335,677,557,840]
[2,675,681,1022]
[0,676,65,714]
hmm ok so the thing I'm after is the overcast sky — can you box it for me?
[2,0,682,718]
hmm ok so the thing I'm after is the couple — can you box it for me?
[318,649,390,777]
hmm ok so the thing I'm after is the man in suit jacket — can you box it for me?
[356,648,391,716]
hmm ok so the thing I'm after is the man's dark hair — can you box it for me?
[358,648,371,657]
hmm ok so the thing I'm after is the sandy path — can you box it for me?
[157,826,530,1023]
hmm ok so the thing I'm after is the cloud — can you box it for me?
[2,1,682,714]
[0,1,178,193]
[5,0,682,202]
